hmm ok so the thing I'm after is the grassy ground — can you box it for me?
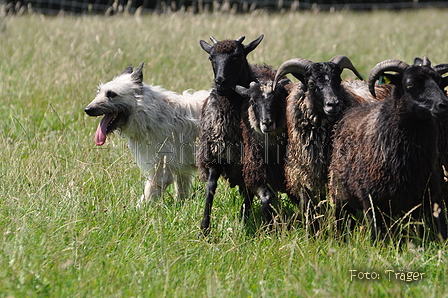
[1,8,448,297]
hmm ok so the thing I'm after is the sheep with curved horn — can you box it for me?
[273,55,365,225]
[329,58,448,242]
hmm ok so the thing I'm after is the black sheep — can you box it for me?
[273,55,364,211]
[329,59,448,242]
[235,76,296,222]
[196,35,264,234]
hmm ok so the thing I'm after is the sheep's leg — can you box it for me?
[335,202,358,241]
[201,165,223,235]
[174,173,193,201]
[366,207,381,243]
[334,203,344,239]
[240,189,254,222]
[302,188,320,234]
[256,187,275,224]
[432,202,448,241]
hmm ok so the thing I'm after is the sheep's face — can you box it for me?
[305,63,344,117]
[200,35,264,96]
[249,82,287,134]
[208,42,246,95]
[235,81,288,134]
[401,66,448,120]
[84,63,143,145]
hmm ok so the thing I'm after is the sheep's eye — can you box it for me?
[308,82,315,88]
[405,82,414,89]
[107,91,117,98]
[249,99,255,105]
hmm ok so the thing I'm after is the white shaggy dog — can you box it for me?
[85,62,209,204]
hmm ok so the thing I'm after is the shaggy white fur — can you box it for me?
[85,62,209,204]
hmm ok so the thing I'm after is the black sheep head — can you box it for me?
[369,58,448,120]
[274,55,363,117]
[200,35,264,96]
[235,79,289,134]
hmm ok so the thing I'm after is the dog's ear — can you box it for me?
[131,61,144,85]
[121,65,134,75]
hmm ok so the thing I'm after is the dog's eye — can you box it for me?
[106,91,117,98]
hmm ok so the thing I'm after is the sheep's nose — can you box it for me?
[261,119,275,133]
[215,76,227,87]
[262,119,273,126]
[326,98,338,107]
[324,99,341,116]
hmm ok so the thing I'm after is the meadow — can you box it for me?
[1,8,448,297]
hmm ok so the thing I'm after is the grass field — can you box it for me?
[1,8,448,297]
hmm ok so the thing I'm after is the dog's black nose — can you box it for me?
[84,106,98,116]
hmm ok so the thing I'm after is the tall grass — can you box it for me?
[1,9,448,297]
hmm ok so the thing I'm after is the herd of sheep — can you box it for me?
[85,34,448,242]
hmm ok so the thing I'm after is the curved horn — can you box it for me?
[329,55,363,80]
[270,78,290,93]
[441,77,448,90]
[234,85,250,98]
[433,63,448,76]
[274,58,313,88]
[236,36,246,44]
[368,59,409,98]
[209,36,218,44]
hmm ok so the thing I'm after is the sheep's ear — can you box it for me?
[414,57,423,66]
[277,78,290,87]
[121,65,134,75]
[131,62,144,85]
[234,85,249,98]
[379,73,402,86]
[291,73,307,89]
[413,56,431,67]
[200,40,213,54]
[243,34,264,56]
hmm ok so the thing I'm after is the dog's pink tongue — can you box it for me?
[94,114,114,146]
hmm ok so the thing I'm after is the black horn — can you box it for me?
[422,56,431,67]
[368,59,409,98]
[235,36,246,44]
[274,58,313,88]
[234,85,250,98]
[329,55,363,81]
[210,36,218,44]
[433,63,448,76]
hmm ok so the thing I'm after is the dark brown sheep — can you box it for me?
[235,75,295,222]
[329,59,448,242]
[196,35,264,234]
[273,56,364,212]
